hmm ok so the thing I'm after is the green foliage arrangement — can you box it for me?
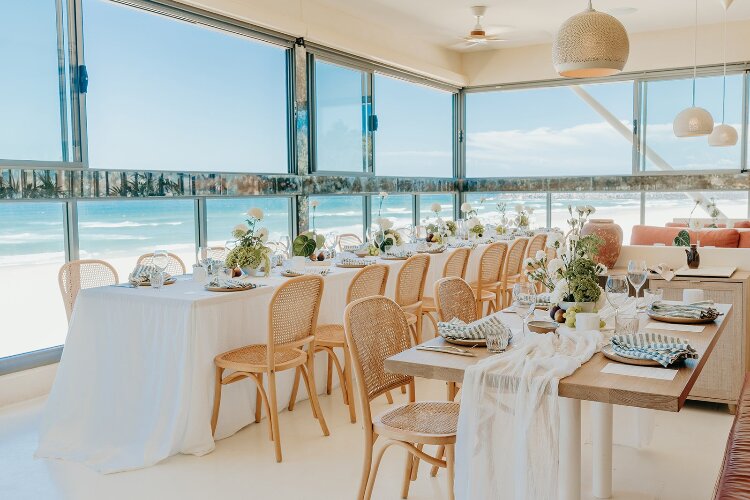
[225,208,271,275]
[673,229,691,247]
[293,231,325,257]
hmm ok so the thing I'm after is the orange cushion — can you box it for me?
[735,221,750,229]
[630,225,682,246]
[665,222,688,228]
[738,230,750,248]
[690,229,739,248]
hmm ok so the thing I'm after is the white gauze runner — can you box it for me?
[454,327,602,500]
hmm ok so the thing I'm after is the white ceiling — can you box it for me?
[315,0,750,51]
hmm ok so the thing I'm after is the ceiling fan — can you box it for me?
[460,5,509,47]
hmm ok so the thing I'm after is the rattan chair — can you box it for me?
[344,296,458,500]
[295,264,390,423]
[336,233,363,251]
[58,259,119,321]
[395,254,431,345]
[421,248,471,333]
[501,237,530,308]
[469,242,508,317]
[136,251,186,276]
[211,275,328,463]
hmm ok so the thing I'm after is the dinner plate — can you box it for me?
[336,263,369,268]
[138,277,176,286]
[205,284,255,292]
[601,345,662,367]
[281,271,304,277]
[380,256,409,261]
[646,311,717,324]
[443,337,486,347]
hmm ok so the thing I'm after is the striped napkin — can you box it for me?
[343,244,367,253]
[448,240,477,249]
[130,264,172,284]
[338,257,374,267]
[282,267,330,276]
[208,275,254,289]
[649,301,719,319]
[438,313,511,341]
[610,332,698,367]
[383,249,414,258]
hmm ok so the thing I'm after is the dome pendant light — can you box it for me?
[674,0,714,137]
[552,0,629,78]
[708,1,738,146]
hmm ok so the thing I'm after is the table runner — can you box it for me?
[454,327,602,500]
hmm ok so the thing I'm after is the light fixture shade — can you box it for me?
[673,107,715,137]
[552,8,629,77]
[708,123,738,146]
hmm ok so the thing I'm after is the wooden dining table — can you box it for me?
[384,303,732,499]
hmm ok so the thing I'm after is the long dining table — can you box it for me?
[384,303,732,500]
[35,242,505,473]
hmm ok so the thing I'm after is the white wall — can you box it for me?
[179,0,466,85]
[463,19,750,86]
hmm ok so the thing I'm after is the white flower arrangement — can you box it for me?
[431,203,442,214]
[248,207,264,220]
[227,207,272,274]
[375,217,394,230]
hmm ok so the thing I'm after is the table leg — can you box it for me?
[592,402,613,499]
[559,397,581,500]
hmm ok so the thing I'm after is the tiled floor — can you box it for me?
[0,379,734,500]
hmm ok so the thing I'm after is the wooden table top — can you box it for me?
[384,304,732,412]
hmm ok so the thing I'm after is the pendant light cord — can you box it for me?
[722,6,727,124]
[692,0,697,107]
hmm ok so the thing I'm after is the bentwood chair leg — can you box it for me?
[415,312,423,344]
[255,372,264,423]
[303,357,330,436]
[408,380,416,403]
[364,441,392,500]
[358,432,375,500]
[431,446,445,477]
[446,444,455,500]
[401,448,415,498]
[424,311,439,338]
[299,364,318,419]
[288,366,301,411]
[385,391,394,404]
[267,371,283,463]
[326,354,333,395]
[210,366,224,436]
[343,345,357,423]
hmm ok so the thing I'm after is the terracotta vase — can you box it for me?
[580,218,623,268]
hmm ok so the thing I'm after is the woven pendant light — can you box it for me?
[674,0,714,137]
[552,0,629,78]
[708,0,738,146]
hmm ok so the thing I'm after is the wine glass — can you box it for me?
[512,283,537,338]
[627,260,648,310]
[606,275,630,317]
[196,246,208,265]
[153,249,169,271]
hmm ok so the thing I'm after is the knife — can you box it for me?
[416,346,477,357]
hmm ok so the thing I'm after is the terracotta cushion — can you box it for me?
[691,229,740,248]
[735,221,750,229]
[713,374,750,499]
[665,222,688,228]
[630,225,682,246]
[738,230,750,248]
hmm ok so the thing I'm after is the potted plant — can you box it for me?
[524,205,606,313]
[369,217,402,254]
[225,207,272,276]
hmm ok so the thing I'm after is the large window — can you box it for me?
[309,195,364,237]
[373,74,453,177]
[0,1,71,162]
[370,194,413,231]
[466,81,634,178]
[465,192,547,227]
[642,74,743,171]
[207,198,291,247]
[0,202,67,358]
[551,192,641,243]
[314,60,369,173]
[78,199,197,279]
[645,191,749,228]
[82,0,289,172]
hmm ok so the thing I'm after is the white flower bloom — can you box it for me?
[310,200,320,208]
[528,207,535,214]
[523,257,534,267]
[556,246,568,259]
[431,203,442,213]
[257,227,269,242]
[444,229,452,236]
[233,224,248,235]
[575,205,586,215]
[569,234,580,242]
[376,218,394,230]
[587,205,596,215]
[515,204,524,213]
[467,217,481,228]
[596,263,608,275]
[547,258,564,276]
[546,232,563,248]
[549,279,570,304]
[535,250,546,261]
[436,217,444,225]
[379,191,388,198]
[460,202,473,213]
[248,207,264,220]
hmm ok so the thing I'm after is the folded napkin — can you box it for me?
[438,313,511,342]
[208,275,254,289]
[282,266,330,276]
[338,257,374,267]
[383,249,414,258]
[448,240,477,249]
[649,300,719,319]
[129,264,171,284]
[343,244,367,253]
[650,263,675,282]
[610,332,698,367]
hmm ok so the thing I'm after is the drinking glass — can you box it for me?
[606,275,630,316]
[149,270,165,290]
[643,288,664,310]
[280,235,292,259]
[615,312,640,335]
[627,260,648,310]
[486,329,509,353]
[153,249,169,271]
[512,283,537,337]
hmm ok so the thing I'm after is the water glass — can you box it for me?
[486,329,509,353]
[149,270,165,290]
[627,260,648,309]
[153,249,169,271]
[643,288,664,310]
[606,275,630,314]
[512,283,537,337]
[615,312,640,335]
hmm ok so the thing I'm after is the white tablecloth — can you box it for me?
[35,245,493,473]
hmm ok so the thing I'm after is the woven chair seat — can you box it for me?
[215,344,306,372]
[375,402,459,441]
[316,323,345,347]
